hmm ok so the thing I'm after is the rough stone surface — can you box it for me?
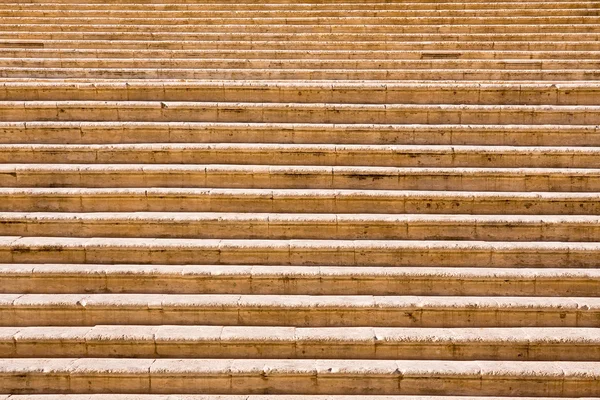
[0,0,598,397]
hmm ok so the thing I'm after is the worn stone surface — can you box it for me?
[0,0,599,396]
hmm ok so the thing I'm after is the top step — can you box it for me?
[2,0,595,4]
[1,2,599,9]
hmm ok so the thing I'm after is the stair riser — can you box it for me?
[5,23,600,34]
[4,9,600,17]
[1,396,593,400]
[1,339,598,361]
[1,241,599,267]
[3,49,598,60]
[2,124,598,146]
[5,16,600,24]
[2,219,599,241]
[11,0,596,3]
[0,364,598,397]
[1,272,597,296]
[3,39,600,51]
[2,148,600,167]
[4,68,600,81]
[4,58,599,69]
[2,170,599,191]
[2,191,598,214]
[2,104,599,124]
[3,2,599,10]
[3,85,598,105]
[0,1,600,10]
[0,306,598,327]
[5,33,600,41]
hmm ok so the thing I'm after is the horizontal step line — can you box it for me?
[0,326,597,360]
[0,397,595,400]
[3,164,600,173]
[4,143,600,151]
[0,359,598,397]
[1,187,597,198]
[2,265,598,296]
[0,212,598,241]
[3,80,600,87]
[0,293,599,327]
[0,236,598,268]
[3,264,599,278]
[1,293,599,312]
[3,211,599,223]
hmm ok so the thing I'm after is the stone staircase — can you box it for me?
[0,0,599,397]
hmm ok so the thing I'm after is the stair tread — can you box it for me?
[4,292,600,306]
[3,263,599,276]
[4,163,600,173]
[0,236,598,268]
[5,187,599,195]
[0,357,599,374]
[2,211,600,221]
[3,358,600,397]
[1,397,594,400]
[4,235,600,246]
[4,100,600,109]
[2,397,600,400]
[2,264,597,296]
[4,143,600,151]
[4,49,600,60]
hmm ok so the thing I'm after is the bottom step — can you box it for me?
[4,397,600,400]
[3,397,600,400]
[1,359,599,396]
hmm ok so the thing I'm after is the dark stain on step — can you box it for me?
[421,53,461,60]
[11,248,31,253]
[404,312,418,323]
[354,175,385,181]
[13,245,64,253]
[0,42,43,48]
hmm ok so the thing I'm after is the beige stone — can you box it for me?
[0,0,599,396]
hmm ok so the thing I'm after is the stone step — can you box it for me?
[3,188,599,214]
[3,58,600,71]
[4,16,600,25]
[4,81,600,105]
[4,9,600,17]
[4,397,600,400]
[0,236,599,267]
[3,101,600,124]
[1,359,599,396]
[1,164,600,191]
[1,122,598,146]
[1,293,599,326]
[5,23,600,34]
[4,144,600,168]
[9,0,591,5]
[4,67,600,80]
[2,1,598,10]
[11,0,593,3]
[2,212,600,241]
[7,78,587,83]
[2,264,598,296]
[1,326,599,360]
[3,48,599,60]
[17,32,600,42]
[3,39,600,52]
